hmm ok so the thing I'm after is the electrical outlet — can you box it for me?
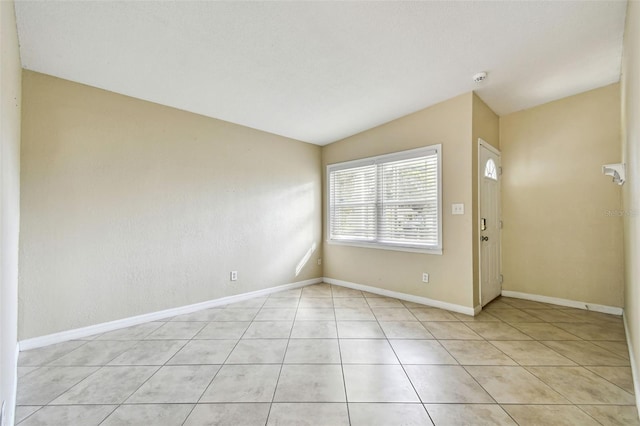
[230,271,238,281]
[317,258,322,266]
[422,273,429,283]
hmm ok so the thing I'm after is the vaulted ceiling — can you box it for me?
[15,1,628,145]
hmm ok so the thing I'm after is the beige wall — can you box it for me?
[500,84,624,307]
[471,94,500,306]
[621,0,640,414]
[322,93,475,309]
[0,1,22,424]
[19,71,322,339]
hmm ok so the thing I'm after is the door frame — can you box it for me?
[478,138,502,307]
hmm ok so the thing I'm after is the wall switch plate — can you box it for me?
[422,273,429,283]
[451,203,464,215]
[230,271,238,281]
[317,258,322,266]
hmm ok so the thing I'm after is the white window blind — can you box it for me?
[328,145,442,253]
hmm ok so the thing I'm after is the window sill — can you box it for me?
[326,239,443,255]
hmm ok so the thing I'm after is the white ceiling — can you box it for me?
[15,1,627,145]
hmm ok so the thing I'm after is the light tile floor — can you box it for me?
[15,283,640,425]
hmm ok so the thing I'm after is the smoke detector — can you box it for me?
[473,72,488,83]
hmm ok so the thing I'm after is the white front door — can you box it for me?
[479,140,502,307]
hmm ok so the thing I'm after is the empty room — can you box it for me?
[1,0,639,425]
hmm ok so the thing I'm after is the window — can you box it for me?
[327,145,442,254]
[484,158,498,180]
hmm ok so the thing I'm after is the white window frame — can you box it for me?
[326,145,442,255]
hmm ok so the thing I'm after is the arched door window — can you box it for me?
[484,158,498,180]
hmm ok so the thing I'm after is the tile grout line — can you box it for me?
[331,285,352,425]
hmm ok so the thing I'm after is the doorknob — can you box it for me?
[481,236,489,242]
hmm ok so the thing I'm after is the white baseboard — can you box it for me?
[19,278,322,351]
[324,277,476,316]
[623,312,640,420]
[501,290,623,316]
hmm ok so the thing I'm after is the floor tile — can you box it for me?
[372,307,418,321]
[226,339,287,363]
[526,366,636,404]
[379,321,434,339]
[194,321,250,339]
[510,322,581,340]
[17,366,99,405]
[183,403,270,426]
[17,367,38,379]
[340,339,399,364]
[439,340,516,366]
[452,311,500,322]
[586,366,636,393]
[144,322,206,340]
[200,364,281,402]
[18,341,87,367]
[224,297,267,308]
[500,298,554,310]
[337,321,385,338]
[465,366,569,404]
[169,308,225,322]
[554,321,627,341]
[465,322,532,340]
[502,404,600,426]
[334,307,376,321]
[284,339,341,364]
[404,365,493,403]
[108,340,186,365]
[263,297,300,308]
[542,340,630,366]
[254,308,297,321]
[410,308,458,321]
[95,323,164,340]
[490,340,575,366]
[522,309,583,322]
[267,403,349,426]
[296,308,335,320]
[242,320,293,338]
[330,286,363,297]
[290,320,338,338]
[270,288,302,298]
[101,404,193,425]
[488,308,542,323]
[333,297,369,308]
[167,340,237,364]
[425,404,516,426]
[127,365,219,403]
[592,340,631,360]
[48,341,135,366]
[274,364,346,402]
[349,403,431,425]
[302,285,332,297]
[579,405,640,426]
[298,297,334,308]
[390,339,457,364]
[343,364,419,402]
[51,366,158,404]
[422,321,483,340]
[366,297,405,308]
[14,405,41,423]
[206,308,260,321]
[17,405,115,426]
[426,404,516,425]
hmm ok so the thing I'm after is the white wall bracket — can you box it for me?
[602,163,625,185]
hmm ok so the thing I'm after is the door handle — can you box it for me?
[481,236,489,242]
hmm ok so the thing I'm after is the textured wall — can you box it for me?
[500,84,623,307]
[1,1,22,424]
[322,93,475,309]
[19,71,322,339]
